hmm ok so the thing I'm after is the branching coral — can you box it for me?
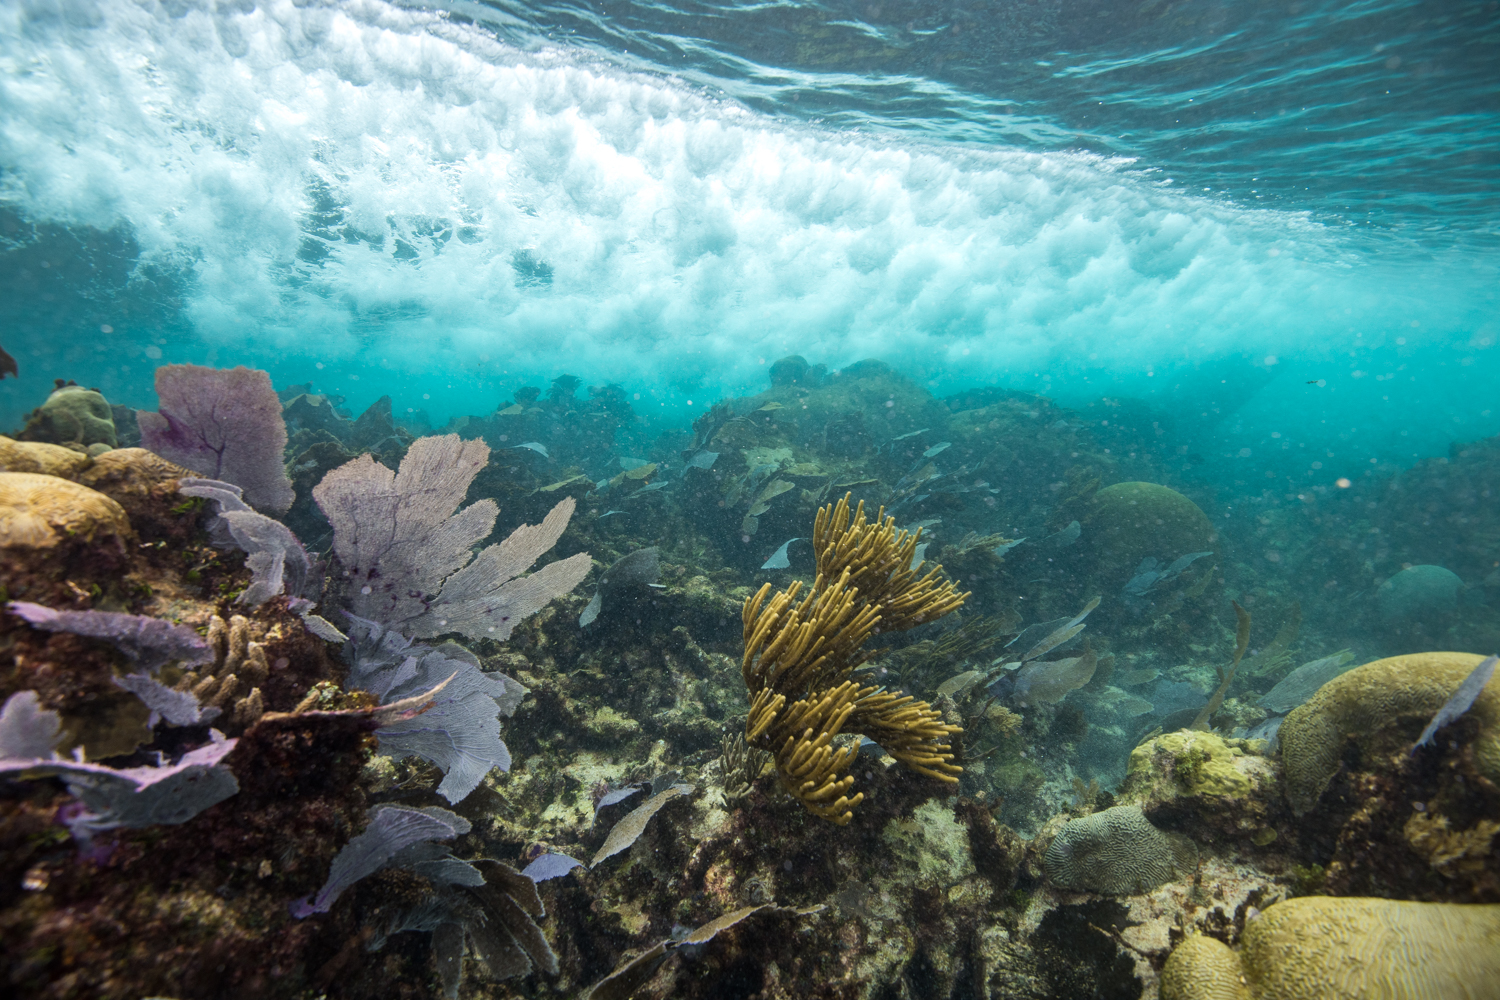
[742,494,968,824]
[171,613,272,731]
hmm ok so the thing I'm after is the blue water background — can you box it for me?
[1,0,1497,483]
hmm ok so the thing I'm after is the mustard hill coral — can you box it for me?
[0,472,132,548]
[1123,730,1271,801]
[1160,897,1500,1000]
[1280,651,1500,815]
[742,494,967,824]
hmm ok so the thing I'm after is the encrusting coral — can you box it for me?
[741,494,968,824]
[1160,897,1500,1000]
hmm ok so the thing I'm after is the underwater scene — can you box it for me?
[2,0,1499,997]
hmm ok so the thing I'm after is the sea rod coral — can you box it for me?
[741,493,968,823]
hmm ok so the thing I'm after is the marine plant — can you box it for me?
[740,493,968,824]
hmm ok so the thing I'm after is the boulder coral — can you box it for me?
[17,384,117,450]
[1280,651,1500,815]
[1083,481,1216,585]
[1160,897,1500,1000]
[0,472,132,548]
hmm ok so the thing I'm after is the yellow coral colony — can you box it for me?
[0,472,132,548]
[742,494,970,824]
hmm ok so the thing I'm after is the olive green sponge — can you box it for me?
[1280,651,1499,815]
[1161,897,1500,1000]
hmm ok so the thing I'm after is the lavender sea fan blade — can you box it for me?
[180,479,317,605]
[409,497,591,640]
[0,690,64,759]
[1,691,239,840]
[313,437,497,627]
[138,364,294,514]
[114,673,221,727]
[8,602,212,672]
[378,669,515,803]
[412,551,594,641]
[292,804,470,918]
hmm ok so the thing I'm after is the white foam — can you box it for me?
[1,0,1495,460]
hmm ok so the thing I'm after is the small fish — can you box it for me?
[597,510,626,519]
[891,428,931,442]
[684,450,719,470]
[1306,379,1327,387]
[517,441,549,457]
[922,441,952,458]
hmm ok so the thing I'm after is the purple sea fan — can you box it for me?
[8,601,212,672]
[0,691,239,841]
[313,434,591,641]
[291,804,471,918]
[138,364,295,515]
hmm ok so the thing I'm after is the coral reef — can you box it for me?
[4,357,1499,1000]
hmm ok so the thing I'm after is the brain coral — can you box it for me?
[0,472,131,548]
[1083,482,1216,582]
[1160,897,1500,1000]
[1280,651,1499,815]
[1043,804,1193,895]
[1159,935,1251,1000]
[76,448,196,498]
[0,436,91,478]
[1375,564,1463,621]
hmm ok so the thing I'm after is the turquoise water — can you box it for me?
[2,0,1497,474]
